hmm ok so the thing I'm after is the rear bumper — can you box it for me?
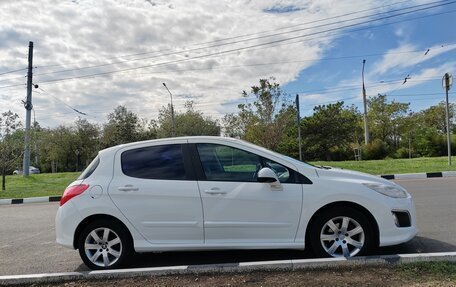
[55,201,83,249]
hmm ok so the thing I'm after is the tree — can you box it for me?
[101,106,141,148]
[74,118,100,169]
[38,126,78,173]
[367,94,410,148]
[415,101,455,134]
[401,102,455,157]
[301,102,361,161]
[223,78,295,151]
[157,101,220,138]
[0,111,23,191]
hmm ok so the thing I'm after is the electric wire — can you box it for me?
[26,5,456,87]
[31,0,453,78]
[32,0,421,70]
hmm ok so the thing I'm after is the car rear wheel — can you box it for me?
[309,207,374,258]
[78,220,132,270]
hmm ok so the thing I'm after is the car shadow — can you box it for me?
[375,235,456,255]
[73,236,456,271]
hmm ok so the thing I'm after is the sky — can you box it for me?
[0,0,455,128]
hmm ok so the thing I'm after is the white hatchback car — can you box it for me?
[56,136,417,270]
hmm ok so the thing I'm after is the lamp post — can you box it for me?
[442,73,453,166]
[162,82,176,137]
[362,59,369,145]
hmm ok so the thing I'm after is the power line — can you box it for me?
[35,87,95,118]
[0,48,428,85]
[194,0,416,46]
[0,67,27,77]
[31,0,418,71]
[32,0,453,78]
[23,4,456,88]
[0,4,454,91]
[293,77,440,95]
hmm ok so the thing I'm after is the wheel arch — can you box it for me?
[305,201,380,249]
[73,214,133,249]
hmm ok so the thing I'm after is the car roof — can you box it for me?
[101,136,243,153]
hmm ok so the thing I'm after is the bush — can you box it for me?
[395,147,411,159]
[362,139,388,160]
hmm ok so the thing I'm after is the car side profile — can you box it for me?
[13,166,40,175]
[55,136,417,270]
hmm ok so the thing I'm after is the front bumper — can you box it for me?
[377,195,418,247]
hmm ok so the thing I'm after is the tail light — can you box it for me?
[60,184,90,206]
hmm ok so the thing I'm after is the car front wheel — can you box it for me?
[309,207,374,258]
[78,220,132,270]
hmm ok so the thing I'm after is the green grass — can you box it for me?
[1,156,455,199]
[311,156,456,175]
[399,261,456,280]
[0,172,79,199]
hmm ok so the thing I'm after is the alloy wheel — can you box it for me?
[84,227,123,268]
[320,216,365,257]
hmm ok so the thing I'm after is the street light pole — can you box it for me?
[362,59,370,145]
[162,82,176,137]
[442,73,453,166]
[296,94,302,161]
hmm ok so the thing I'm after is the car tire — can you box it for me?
[309,206,374,258]
[78,220,133,270]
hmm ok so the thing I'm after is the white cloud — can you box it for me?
[371,43,456,76]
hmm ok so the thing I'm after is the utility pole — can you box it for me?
[362,59,369,145]
[162,82,176,137]
[296,94,302,161]
[442,73,453,166]
[22,41,33,177]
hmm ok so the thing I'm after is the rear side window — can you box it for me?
[78,156,100,180]
[121,144,186,180]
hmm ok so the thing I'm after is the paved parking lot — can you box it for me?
[0,177,455,275]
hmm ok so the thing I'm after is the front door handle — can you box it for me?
[204,187,227,195]
[118,185,139,192]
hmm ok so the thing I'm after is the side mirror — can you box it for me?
[257,167,279,183]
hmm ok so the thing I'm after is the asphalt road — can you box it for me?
[0,177,455,276]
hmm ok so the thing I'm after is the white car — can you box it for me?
[13,166,40,175]
[55,136,417,270]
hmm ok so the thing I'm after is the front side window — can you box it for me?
[121,144,186,180]
[263,159,292,183]
[196,144,261,182]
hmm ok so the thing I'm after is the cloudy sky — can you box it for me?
[0,0,455,128]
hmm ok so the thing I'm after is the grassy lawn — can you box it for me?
[1,156,455,199]
[311,156,456,175]
[0,172,79,199]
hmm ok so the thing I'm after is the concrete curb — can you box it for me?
[0,196,61,206]
[380,171,456,180]
[1,252,455,286]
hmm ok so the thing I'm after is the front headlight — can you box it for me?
[362,183,408,198]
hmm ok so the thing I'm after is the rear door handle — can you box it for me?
[118,185,139,192]
[204,187,227,195]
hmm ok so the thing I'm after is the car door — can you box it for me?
[108,140,204,245]
[190,141,303,245]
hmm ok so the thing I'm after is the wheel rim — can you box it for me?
[320,216,365,258]
[84,227,122,267]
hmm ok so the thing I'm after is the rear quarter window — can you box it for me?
[121,144,186,180]
[77,156,100,180]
